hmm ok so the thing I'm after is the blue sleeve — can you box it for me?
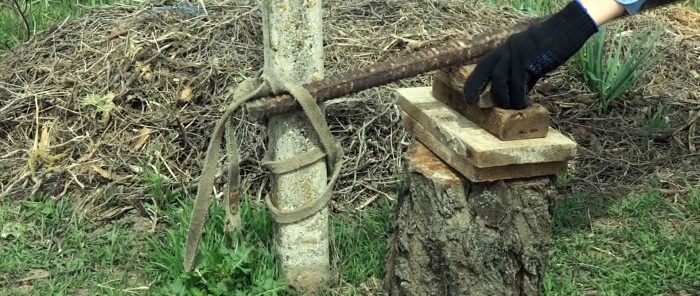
[615,0,646,14]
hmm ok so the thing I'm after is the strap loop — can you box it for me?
[261,148,325,174]
[183,70,344,272]
[260,71,345,224]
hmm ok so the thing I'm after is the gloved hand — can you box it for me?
[463,1,599,109]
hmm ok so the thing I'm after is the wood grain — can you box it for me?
[432,65,495,108]
[396,87,576,169]
[432,66,550,140]
[402,112,568,182]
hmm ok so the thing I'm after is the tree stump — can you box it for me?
[384,142,557,296]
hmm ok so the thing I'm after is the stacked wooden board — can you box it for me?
[431,66,551,141]
[395,66,577,182]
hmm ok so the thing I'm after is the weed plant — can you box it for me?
[573,23,662,114]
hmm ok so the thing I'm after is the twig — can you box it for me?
[10,0,31,42]
[0,267,89,287]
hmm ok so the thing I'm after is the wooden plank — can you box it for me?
[401,112,569,182]
[432,67,550,140]
[395,87,576,168]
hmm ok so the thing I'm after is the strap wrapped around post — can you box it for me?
[261,72,345,224]
[183,70,344,272]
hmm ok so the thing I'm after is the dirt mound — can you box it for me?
[538,6,700,197]
[0,0,529,216]
[0,0,698,218]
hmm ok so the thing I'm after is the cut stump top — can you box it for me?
[408,141,462,185]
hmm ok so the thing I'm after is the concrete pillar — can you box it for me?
[261,0,329,292]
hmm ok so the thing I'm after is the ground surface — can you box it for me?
[0,0,699,295]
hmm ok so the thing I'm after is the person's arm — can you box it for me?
[462,0,609,109]
[462,0,680,110]
[579,0,678,25]
[578,0,627,25]
[617,0,680,15]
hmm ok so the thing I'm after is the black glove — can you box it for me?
[463,1,599,109]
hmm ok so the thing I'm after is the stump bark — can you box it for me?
[384,142,557,296]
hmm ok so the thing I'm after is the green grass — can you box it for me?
[0,193,149,295]
[140,164,392,296]
[142,193,392,296]
[544,188,700,295]
[144,191,287,295]
[0,169,393,296]
[0,0,127,49]
[485,0,566,15]
[643,103,671,136]
[329,198,392,289]
[3,178,697,295]
[683,0,700,10]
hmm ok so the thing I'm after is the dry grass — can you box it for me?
[0,0,698,220]
[539,5,700,196]
[0,0,530,217]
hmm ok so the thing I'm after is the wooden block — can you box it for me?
[433,65,495,108]
[402,112,568,182]
[395,87,576,169]
[432,66,550,140]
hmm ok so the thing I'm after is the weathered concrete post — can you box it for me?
[261,0,329,292]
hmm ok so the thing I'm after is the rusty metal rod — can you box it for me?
[244,18,543,119]
[243,0,684,119]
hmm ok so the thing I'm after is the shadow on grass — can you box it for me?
[550,191,618,232]
[544,186,700,295]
